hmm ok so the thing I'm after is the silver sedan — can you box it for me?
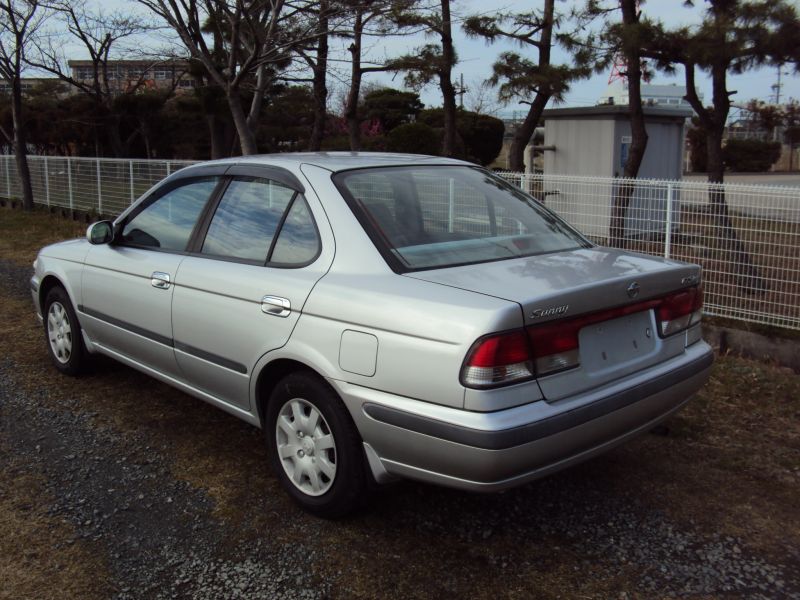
[31,153,713,517]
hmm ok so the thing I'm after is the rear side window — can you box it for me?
[334,166,590,271]
[121,177,218,251]
[270,197,320,265]
[201,178,295,263]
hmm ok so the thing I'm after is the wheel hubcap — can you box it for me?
[47,301,72,365]
[275,398,337,496]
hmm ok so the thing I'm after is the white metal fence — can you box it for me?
[1,155,799,331]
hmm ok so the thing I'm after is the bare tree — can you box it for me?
[28,0,152,157]
[135,0,322,155]
[295,0,334,151]
[0,0,45,210]
[464,78,499,116]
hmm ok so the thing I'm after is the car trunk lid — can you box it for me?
[405,247,702,401]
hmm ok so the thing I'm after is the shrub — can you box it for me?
[723,138,782,172]
[386,122,440,155]
[417,108,504,165]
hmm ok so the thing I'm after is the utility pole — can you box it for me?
[771,64,786,105]
[455,73,467,108]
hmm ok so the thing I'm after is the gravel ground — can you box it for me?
[0,363,332,600]
[1,255,798,599]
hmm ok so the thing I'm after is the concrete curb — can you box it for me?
[703,323,800,374]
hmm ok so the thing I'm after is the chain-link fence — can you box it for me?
[2,155,799,331]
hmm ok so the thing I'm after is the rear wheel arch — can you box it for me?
[255,359,325,427]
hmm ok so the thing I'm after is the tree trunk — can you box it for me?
[439,0,458,157]
[610,0,649,247]
[107,113,126,158]
[207,115,226,160]
[346,10,364,151]
[10,82,34,211]
[308,0,330,152]
[507,0,554,172]
[228,91,258,155]
[508,92,549,172]
[706,74,765,292]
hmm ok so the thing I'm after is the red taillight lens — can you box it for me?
[657,285,703,336]
[461,330,533,388]
[461,284,703,389]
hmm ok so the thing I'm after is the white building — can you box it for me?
[599,79,700,110]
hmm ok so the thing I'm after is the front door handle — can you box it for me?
[261,295,291,317]
[151,271,171,289]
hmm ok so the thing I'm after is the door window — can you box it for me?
[121,178,218,251]
[201,178,295,263]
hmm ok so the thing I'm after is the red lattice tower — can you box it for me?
[607,1,649,85]
[608,56,627,85]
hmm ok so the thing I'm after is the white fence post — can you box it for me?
[67,157,74,213]
[664,182,673,259]
[44,156,50,207]
[96,159,103,215]
[166,161,171,176]
[448,178,455,233]
[129,161,135,204]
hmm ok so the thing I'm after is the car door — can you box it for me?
[80,175,223,378]
[171,169,333,410]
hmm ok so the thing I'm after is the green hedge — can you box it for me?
[723,139,781,172]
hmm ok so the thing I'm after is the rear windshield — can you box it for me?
[334,166,591,271]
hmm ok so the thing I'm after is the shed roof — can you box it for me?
[543,105,693,120]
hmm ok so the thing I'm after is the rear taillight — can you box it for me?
[461,284,703,389]
[526,322,581,376]
[657,285,703,336]
[461,330,534,388]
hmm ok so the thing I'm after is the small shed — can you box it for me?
[537,105,692,240]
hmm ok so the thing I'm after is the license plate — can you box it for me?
[579,310,656,373]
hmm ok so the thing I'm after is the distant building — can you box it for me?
[0,77,63,97]
[67,60,196,95]
[599,80,700,111]
[537,105,692,239]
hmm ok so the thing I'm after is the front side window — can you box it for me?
[201,178,295,263]
[121,177,218,251]
[334,166,590,271]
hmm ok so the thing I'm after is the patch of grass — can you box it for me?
[0,206,85,267]
[609,354,800,554]
[0,449,110,600]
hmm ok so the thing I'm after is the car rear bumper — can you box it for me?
[334,341,714,492]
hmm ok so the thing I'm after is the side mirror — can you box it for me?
[86,220,114,245]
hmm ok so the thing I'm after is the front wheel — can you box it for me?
[265,372,368,518]
[43,286,88,376]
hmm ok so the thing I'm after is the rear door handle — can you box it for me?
[261,295,291,317]
[151,272,171,289]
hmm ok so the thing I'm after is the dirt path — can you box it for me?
[1,210,799,599]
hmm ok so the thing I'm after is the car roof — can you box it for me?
[202,152,472,173]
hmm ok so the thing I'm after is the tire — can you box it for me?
[265,372,368,518]
[43,286,88,376]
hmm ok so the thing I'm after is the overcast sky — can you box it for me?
[51,0,800,117]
